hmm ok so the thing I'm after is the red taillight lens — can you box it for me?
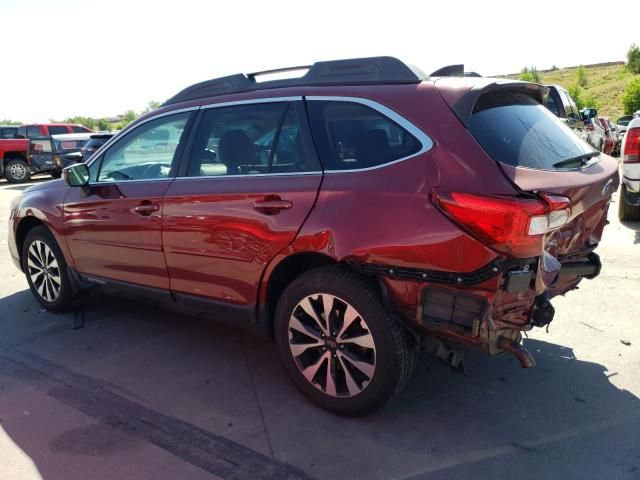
[434,192,571,258]
[623,128,640,163]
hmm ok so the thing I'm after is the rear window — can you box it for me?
[0,127,17,139]
[469,91,595,170]
[53,139,88,151]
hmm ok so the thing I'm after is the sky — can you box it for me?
[1,0,638,122]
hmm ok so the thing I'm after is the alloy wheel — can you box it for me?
[288,293,376,397]
[9,162,27,180]
[27,240,61,302]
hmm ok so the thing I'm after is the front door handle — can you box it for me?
[133,202,160,216]
[253,196,292,215]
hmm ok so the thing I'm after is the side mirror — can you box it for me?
[63,163,90,187]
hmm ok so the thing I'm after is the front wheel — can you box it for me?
[5,159,31,183]
[22,226,74,311]
[274,265,417,416]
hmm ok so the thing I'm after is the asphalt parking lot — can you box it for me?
[0,178,638,480]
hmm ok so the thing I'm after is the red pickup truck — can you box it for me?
[0,138,31,182]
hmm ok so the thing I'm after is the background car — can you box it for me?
[617,115,634,136]
[544,85,590,143]
[597,117,615,155]
[30,133,92,178]
[619,117,640,220]
[584,113,607,152]
[80,132,116,161]
[16,123,91,139]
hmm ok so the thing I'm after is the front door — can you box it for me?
[162,100,322,305]
[64,111,193,289]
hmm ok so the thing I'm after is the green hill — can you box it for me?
[502,63,638,121]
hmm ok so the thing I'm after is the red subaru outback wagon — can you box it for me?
[9,57,618,416]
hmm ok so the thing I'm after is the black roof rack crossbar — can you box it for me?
[163,56,425,106]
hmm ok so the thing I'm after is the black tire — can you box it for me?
[274,265,418,416]
[5,158,31,183]
[618,185,640,221]
[50,170,61,179]
[22,226,74,312]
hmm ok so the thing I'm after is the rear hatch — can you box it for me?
[436,79,619,279]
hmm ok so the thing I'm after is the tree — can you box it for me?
[140,100,161,115]
[576,65,588,87]
[567,84,599,110]
[519,66,541,83]
[97,118,111,131]
[626,43,640,74]
[622,78,640,115]
[0,119,21,125]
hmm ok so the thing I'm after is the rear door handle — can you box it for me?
[133,202,160,216]
[253,197,292,215]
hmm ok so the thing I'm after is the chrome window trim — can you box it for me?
[88,177,175,186]
[305,95,433,173]
[85,106,200,170]
[174,171,322,181]
[87,95,433,182]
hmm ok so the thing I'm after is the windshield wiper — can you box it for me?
[552,151,600,169]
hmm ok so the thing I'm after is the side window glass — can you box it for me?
[188,103,285,177]
[17,127,26,138]
[559,91,574,120]
[97,113,188,182]
[307,100,421,171]
[72,126,88,133]
[27,126,41,138]
[48,126,69,135]
[270,103,321,173]
[545,94,559,116]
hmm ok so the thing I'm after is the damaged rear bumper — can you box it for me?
[353,251,603,368]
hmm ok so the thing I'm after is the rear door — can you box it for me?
[162,99,322,305]
[466,88,619,257]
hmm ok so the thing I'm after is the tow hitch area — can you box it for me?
[559,252,602,279]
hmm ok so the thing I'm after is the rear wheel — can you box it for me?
[22,226,74,311]
[618,185,640,221]
[5,158,30,183]
[274,265,418,416]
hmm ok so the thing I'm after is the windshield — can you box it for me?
[469,91,596,170]
[618,116,632,127]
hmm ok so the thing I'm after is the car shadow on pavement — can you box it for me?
[0,290,638,480]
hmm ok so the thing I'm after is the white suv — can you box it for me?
[619,116,640,220]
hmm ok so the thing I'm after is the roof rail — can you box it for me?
[163,56,426,106]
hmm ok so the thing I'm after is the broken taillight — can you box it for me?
[433,191,571,258]
[623,128,640,164]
